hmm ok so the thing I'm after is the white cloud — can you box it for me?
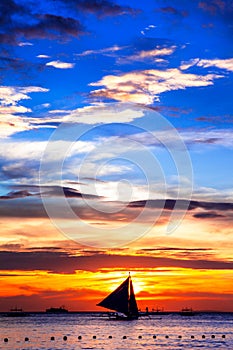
[130,128,233,149]
[0,101,145,137]
[45,60,75,69]
[18,42,33,47]
[180,58,200,70]
[76,45,126,57]
[37,103,51,109]
[180,57,233,72]
[197,58,233,72]
[0,141,46,160]
[141,24,157,36]
[47,103,145,125]
[181,129,233,148]
[118,46,176,64]
[0,85,49,137]
[0,116,31,138]
[18,102,145,127]
[37,54,51,58]
[67,103,145,124]
[0,86,48,106]
[0,139,95,162]
[90,69,222,104]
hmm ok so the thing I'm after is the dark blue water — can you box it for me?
[0,312,232,349]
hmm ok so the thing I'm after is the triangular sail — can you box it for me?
[129,278,138,316]
[97,275,139,318]
[97,277,129,315]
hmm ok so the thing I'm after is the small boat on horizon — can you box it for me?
[179,307,196,316]
[97,273,139,320]
[46,306,69,314]
[6,307,28,317]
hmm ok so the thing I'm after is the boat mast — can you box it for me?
[128,272,131,315]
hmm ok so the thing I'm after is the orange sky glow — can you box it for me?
[0,210,232,312]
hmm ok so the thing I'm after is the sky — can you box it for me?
[0,0,233,312]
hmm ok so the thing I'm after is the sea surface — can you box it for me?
[0,312,232,349]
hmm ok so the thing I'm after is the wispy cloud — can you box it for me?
[45,60,75,69]
[0,251,232,273]
[193,211,225,219]
[0,85,49,137]
[18,42,33,47]
[0,190,34,200]
[0,86,48,105]
[198,0,226,15]
[37,54,50,59]
[128,128,233,149]
[89,68,222,104]
[140,24,157,36]
[197,58,233,72]
[128,199,233,212]
[158,6,188,17]
[0,0,139,48]
[180,58,200,70]
[63,103,145,124]
[181,57,233,72]
[76,45,126,57]
[0,9,85,45]
[118,46,176,64]
[72,0,140,17]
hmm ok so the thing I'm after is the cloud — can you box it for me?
[1,163,37,180]
[18,42,33,46]
[45,60,75,69]
[0,3,86,45]
[0,243,22,251]
[198,0,226,15]
[158,6,188,17]
[65,103,145,124]
[43,103,144,125]
[0,139,95,163]
[37,54,50,58]
[0,85,48,105]
[0,184,101,202]
[140,24,157,36]
[72,0,140,17]
[197,57,233,72]
[42,185,102,199]
[193,211,225,219]
[180,57,233,73]
[0,102,145,137]
[0,0,139,48]
[0,251,232,273]
[180,58,200,70]
[0,190,34,200]
[0,85,49,137]
[180,129,233,148]
[76,42,173,66]
[128,199,233,212]
[89,68,222,104]
[118,46,176,64]
[76,45,126,57]
[196,114,233,124]
[127,128,233,149]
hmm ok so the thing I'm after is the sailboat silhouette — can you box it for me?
[97,273,139,320]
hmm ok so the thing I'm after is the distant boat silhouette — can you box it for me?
[97,274,139,320]
[46,306,68,314]
[179,307,196,316]
[6,307,28,317]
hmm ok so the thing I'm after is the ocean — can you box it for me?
[0,312,232,349]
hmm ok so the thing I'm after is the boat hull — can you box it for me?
[5,312,28,317]
[108,312,138,320]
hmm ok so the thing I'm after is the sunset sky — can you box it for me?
[0,0,233,312]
